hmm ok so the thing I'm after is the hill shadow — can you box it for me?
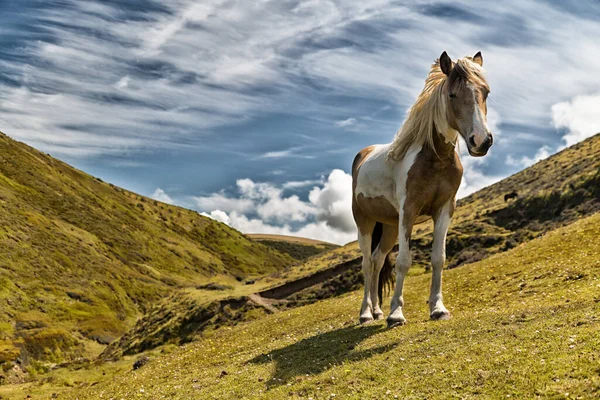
[249,323,395,387]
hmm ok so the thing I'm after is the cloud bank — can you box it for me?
[197,170,356,245]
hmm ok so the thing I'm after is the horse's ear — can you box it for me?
[440,51,452,76]
[473,51,483,66]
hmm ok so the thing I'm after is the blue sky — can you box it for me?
[1,1,600,244]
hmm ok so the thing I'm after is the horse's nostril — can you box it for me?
[469,135,477,148]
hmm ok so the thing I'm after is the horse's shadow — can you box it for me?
[248,323,396,387]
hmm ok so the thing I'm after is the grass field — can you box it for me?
[0,131,292,373]
[1,133,598,395]
[8,211,597,399]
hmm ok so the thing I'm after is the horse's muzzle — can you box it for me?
[468,133,493,157]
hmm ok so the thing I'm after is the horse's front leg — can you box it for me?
[387,214,415,328]
[429,201,453,320]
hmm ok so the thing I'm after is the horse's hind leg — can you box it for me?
[356,216,376,324]
[370,224,398,320]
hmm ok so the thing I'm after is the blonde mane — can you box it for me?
[387,57,487,161]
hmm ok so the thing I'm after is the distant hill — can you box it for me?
[247,234,339,261]
[0,132,292,371]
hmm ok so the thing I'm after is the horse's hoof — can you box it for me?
[373,312,384,321]
[386,317,406,328]
[359,316,374,325]
[430,310,451,321]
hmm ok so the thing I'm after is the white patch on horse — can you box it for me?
[355,143,422,211]
[470,84,490,148]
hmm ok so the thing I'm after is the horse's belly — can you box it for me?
[355,193,399,226]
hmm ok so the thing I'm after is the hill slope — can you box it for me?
[62,211,600,399]
[0,132,292,371]
[92,134,600,362]
[247,234,339,262]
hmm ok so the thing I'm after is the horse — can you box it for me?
[351,51,493,327]
[504,191,518,202]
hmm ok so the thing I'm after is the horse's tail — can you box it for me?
[372,222,394,306]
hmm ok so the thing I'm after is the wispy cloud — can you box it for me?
[260,149,295,159]
[3,1,600,161]
[2,1,600,241]
[335,118,357,128]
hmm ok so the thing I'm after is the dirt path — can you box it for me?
[258,257,362,299]
[248,294,280,313]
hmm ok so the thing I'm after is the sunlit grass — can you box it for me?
[31,211,598,399]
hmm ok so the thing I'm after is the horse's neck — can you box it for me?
[431,128,458,159]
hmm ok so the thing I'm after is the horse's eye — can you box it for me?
[449,93,457,99]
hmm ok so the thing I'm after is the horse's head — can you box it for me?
[440,51,493,157]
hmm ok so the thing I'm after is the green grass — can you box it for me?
[14,211,597,399]
[0,132,292,370]
[1,132,598,394]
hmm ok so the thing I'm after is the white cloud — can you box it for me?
[115,76,130,90]
[552,94,600,148]
[194,191,254,214]
[223,212,356,245]
[200,209,231,225]
[193,169,357,245]
[308,169,355,233]
[282,179,322,189]
[257,195,315,223]
[335,118,357,128]
[506,145,552,168]
[151,188,174,204]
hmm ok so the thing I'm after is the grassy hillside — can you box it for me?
[248,234,339,262]
[20,210,599,399]
[0,132,292,375]
[80,134,600,364]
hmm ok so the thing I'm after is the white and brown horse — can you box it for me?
[352,51,493,327]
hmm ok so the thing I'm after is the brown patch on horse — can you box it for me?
[402,132,463,241]
[355,194,399,226]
